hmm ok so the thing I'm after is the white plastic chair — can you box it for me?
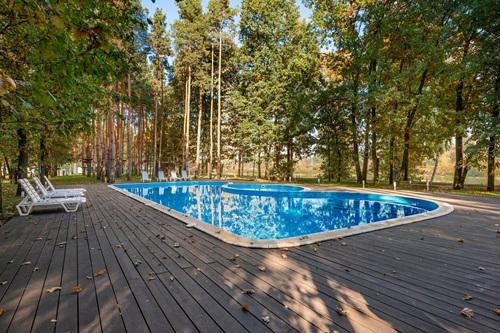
[141,171,151,182]
[16,179,86,216]
[181,170,191,181]
[170,170,179,181]
[158,170,167,182]
[43,176,86,194]
[33,177,84,198]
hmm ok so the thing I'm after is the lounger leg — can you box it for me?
[16,203,32,216]
[61,202,80,213]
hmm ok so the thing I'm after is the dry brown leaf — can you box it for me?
[0,308,5,316]
[241,289,255,295]
[169,275,175,281]
[46,286,62,293]
[257,265,266,272]
[262,315,270,323]
[241,303,249,312]
[281,253,288,259]
[94,268,107,277]
[463,295,473,301]
[495,309,500,315]
[73,283,82,294]
[478,266,485,272]
[335,306,347,316]
[461,307,474,318]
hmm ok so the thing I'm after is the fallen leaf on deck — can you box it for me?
[33,266,39,272]
[1,281,8,285]
[73,283,82,294]
[57,241,67,247]
[8,260,14,264]
[0,308,5,316]
[463,295,473,301]
[242,289,255,295]
[86,275,93,280]
[478,266,485,272]
[340,242,347,246]
[235,264,241,268]
[94,268,107,276]
[335,306,347,316]
[257,265,266,272]
[495,309,500,315]
[169,275,175,281]
[20,261,31,266]
[50,318,57,323]
[173,242,180,248]
[46,287,62,293]
[262,315,270,323]
[281,253,287,259]
[241,304,249,312]
[148,276,156,281]
[313,247,318,252]
[457,238,464,243]
[134,260,142,267]
[461,307,474,318]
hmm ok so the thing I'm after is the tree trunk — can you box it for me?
[487,81,499,191]
[40,130,48,178]
[95,113,102,181]
[389,136,394,185]
[15,127,28,195]
[127,73,133,180]
[153,94,158,178]
[371,107,379,183]
[195,89,203,177]
[453,79,466,189]
[185,65,192,174]
[362,112,370,182]
[350,106,362,183]
[429,152,439,185]
[401,68,428,181]
[216,33,223,179]
[209,44,215,179]
[0,158,3,218]
[107,101,116,183]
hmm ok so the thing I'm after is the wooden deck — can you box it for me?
[0,184,498,333]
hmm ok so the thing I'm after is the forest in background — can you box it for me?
[1,0,499,208]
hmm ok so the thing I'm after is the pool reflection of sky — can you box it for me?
[117,182,436,240]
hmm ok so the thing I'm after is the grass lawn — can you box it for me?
[0,173,497,225]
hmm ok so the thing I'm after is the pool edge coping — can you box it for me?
[108,184,454,249]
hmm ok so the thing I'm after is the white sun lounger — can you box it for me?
[158,171,167,182]
[170,170,179,181]
[181,170,191,181]
[33,177,84,198]
[141,171,151,182]
[43,176,86,194]
[17,179,86,216]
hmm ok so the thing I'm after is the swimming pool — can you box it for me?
[111,181,452,248]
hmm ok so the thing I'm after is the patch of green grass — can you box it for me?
[1,182,18,225]
[49,174,141,185]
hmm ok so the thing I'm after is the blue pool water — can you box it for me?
[115,181,438,240]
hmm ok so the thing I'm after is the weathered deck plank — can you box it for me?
[0,183,498,333]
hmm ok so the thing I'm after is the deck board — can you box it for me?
[0,183,498,333]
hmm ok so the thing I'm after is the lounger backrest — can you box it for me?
[182,170,188,179]
[19,179,42,202]
[171,170,177,179]
[44,176,56,191]
[158,171,165,179]
[142,171,149,180]
[33,177,50,196]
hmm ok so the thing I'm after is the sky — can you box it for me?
[140,0,312,27]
